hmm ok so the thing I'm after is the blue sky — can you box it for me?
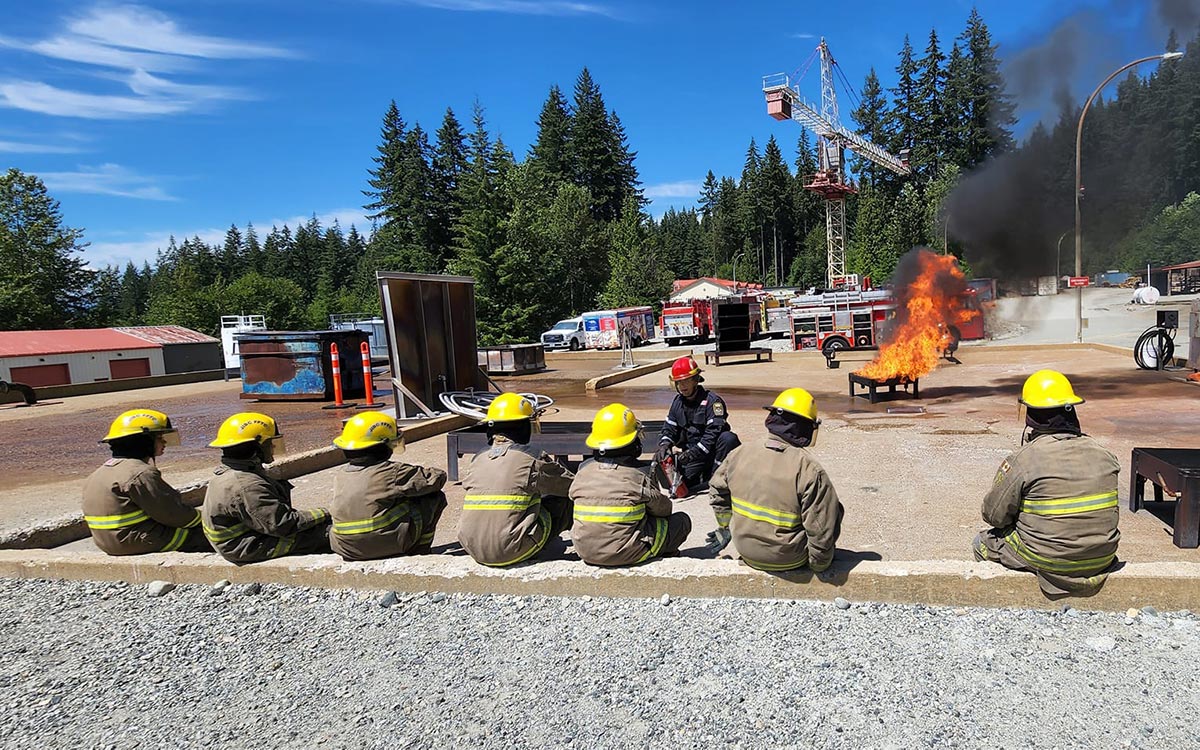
[0,0,1183,269]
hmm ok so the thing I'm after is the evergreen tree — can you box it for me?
[0,169,92,329]
[851,68,894,191]
[431,107,468,271]
[888,36,919,158]
[698,171,719,220]
[364,101,407,221]
[567,68,638,222]
[221,224,243,280]
[941,41,970,169]
[601,196,671,309]
[914,28,947,179]
[759,136,795,285]
[528,85,573,185]
[958,8,1017,167]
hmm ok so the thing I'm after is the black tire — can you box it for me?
[665,338,681,347]
[569,339,581,351]
[822,337,850,354]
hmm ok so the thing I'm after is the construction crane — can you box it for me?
[763,38,911,289]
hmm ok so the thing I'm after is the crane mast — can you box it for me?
[764,38,910,289]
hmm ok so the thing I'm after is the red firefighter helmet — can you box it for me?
[669,356,702,383]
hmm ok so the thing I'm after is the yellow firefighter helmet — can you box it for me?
[101,408,180,445]
[333,411,404,453]
[209,412,282,448]
[485,392,535,424]
[766,388,819,422]
[586,403,641,450]
[1019,369,1084,409]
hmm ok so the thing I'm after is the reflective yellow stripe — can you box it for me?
[332,505,410,536]
[732,497,800,529]
[183,511,202,529]
[573,503,646,524]
[270,535,296,559]
[161,527,188,552]
[308,508,329,523]
[463,494,537,511]
[740,553,809,572]
[1004,531,1115,574]
[84,509,149,530]
[1021,491,1118,516]
[480,508,553,567]
[713,508,733,528]
[636,517,670,563]
[418,531,435,544]
[203,522,250,543]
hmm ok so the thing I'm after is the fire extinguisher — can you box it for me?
[658,453,689,499]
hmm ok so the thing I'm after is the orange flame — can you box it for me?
[855,249,980,381]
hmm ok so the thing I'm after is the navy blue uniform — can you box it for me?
[658,385,740,490]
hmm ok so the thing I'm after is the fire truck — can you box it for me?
[789,287,986,353]
[789,289,897,353]
[659,298,713,346]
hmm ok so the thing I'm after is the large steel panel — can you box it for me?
[377,272,485,418]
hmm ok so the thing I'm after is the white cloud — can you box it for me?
[643,180,702,200]
[40,164,176,201]
[401,0,619,18]
[790,33,817,39]
[0,139,83,154]
[85,208,375,267]
[0,4,292,120]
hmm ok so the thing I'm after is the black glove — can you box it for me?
[653,444,672,464]
[678,449,698,468]
[705,527,732,555]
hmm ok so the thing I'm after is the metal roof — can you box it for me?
[1160,260,1200,271]
[0,329,160,358]
[115,325,219,345]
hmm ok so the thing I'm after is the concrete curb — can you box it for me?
[585,357,680,392]
[0,413,472,551]
[2,549,1199,612]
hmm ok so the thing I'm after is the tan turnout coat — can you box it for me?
[330,458,446,560]
[458,437,573,566]
[82,458,203,555]
[708,437,843,572]
[569,457,672,567]
[981,432,1120,592]
[202,458,329,564]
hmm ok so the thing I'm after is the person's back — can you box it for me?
[707,388,842,571]
[202,412,330,564]
[975,369,1121,597]
[457,393,573,566]
[331,458,447,561]
[328,412,447,561]
[571,403,691,566]
[985,433,1120,578]
[82,409,208,555]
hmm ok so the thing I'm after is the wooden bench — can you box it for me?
[703,348,773,366]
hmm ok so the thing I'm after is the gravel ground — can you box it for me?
[2,578,1199,750]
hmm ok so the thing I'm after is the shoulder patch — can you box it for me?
[993,459,1012,485]
[712,401,726,417]
[104,458,122,466]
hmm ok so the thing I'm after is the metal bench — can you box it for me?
[446,420,665,481]
[1130,447,1200,548]
[703,348,773,366]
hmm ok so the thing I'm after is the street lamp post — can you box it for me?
[1075,51,1183,342]
[732,251,744,288]
[1055,229,1070,282]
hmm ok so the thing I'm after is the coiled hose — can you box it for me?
[438,390,555,421]
[1133,325,1175,370]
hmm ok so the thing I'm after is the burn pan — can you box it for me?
[849,372,920,404]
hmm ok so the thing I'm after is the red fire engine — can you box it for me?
[659,298,713,346]
[789,287,986,353]
[789,289,897,353]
